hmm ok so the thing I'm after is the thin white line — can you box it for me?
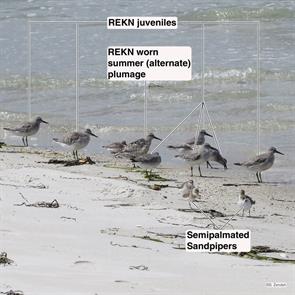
[194,102,203,146]
[179,21,260,24]
[203,101,222,154]
[75,23,79,131]
[144,81,147,137]
[257,21,261,154]
[151,101,203,153]
[219,207,243,230]
[189,201,219,229]
[202,24,205,105]
[28,20,106,24]
[27,21,32,120]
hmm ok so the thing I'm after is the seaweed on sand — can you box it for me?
[46,157,95,166]
[14,199,59,208]
[0,252,13,265]
[0,291,24,295]
[226,246,295,264]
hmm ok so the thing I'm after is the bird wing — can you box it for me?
[243,152,269,166]
[124,138,145,152]
[182,152,201,161]
[103,142,122,149]
[132,153,152,162]
[54,132,80,146]
[11,122,34,133]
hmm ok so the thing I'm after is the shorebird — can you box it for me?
[234,147,284,183]
[121,132,161,157]
[102,140,127,154]
[238,189,255,217]
[3,116,48,146]
[175,143,211,177]
[53,128,97,160]
[181,180,201,202]
[167,129,212,150]
[186,129,213,146]
[207,146,227,170]
[167,129,222,169]
[130,152,161,170]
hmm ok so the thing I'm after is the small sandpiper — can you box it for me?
[121,132,161,157]
[102,140,127,154]
[238,189,256,217]
[234,147,284,183]
[181,180,201,202]
[3,116,48,146]
[53,128,97,160]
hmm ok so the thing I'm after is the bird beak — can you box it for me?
[153,135,162,141]
[90,131,98,138]
[205,131,213,137]
[275,150,284,155]
[41,119,48,124]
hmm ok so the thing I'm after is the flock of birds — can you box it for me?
[3,116,285,217]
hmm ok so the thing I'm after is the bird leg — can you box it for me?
[256,172,260,183]
[22,137,26,146]
[242,209,244,217]
[248,210,251,217]
[75,150,79,160]
[206,161,213,169]
[259,172,263,183]
[190,166,193,177]
[25,137,28,146]
[198,166,202,177]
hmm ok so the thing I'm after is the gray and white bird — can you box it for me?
[238,189,256,217]
[207,146,227,170]
[175,143,211,177]
[181,180,201,202]
[186,129,213,146]
[53,128,97,160]
[3,116,48,146]
[103,140,127,154]
[234,147,284,183]
[130,152,161,170]
[167,129,212,150]
[121,132,161,157]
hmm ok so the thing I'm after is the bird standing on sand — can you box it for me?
[3,116,48,147]
[53,128,97,160]
[181,180,201,202]
[175,143,211,177]
[234,147,284,183]
[238,189,255,217]
[121,132,161,157]
[168,129,226,169]
[103,140,127,154]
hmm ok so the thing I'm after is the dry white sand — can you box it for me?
[0,146,294,295]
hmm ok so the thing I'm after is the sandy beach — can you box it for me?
[0,146,294,295]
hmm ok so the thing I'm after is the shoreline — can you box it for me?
[0,145,294,294]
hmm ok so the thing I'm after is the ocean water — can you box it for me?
[0,0,294,183]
